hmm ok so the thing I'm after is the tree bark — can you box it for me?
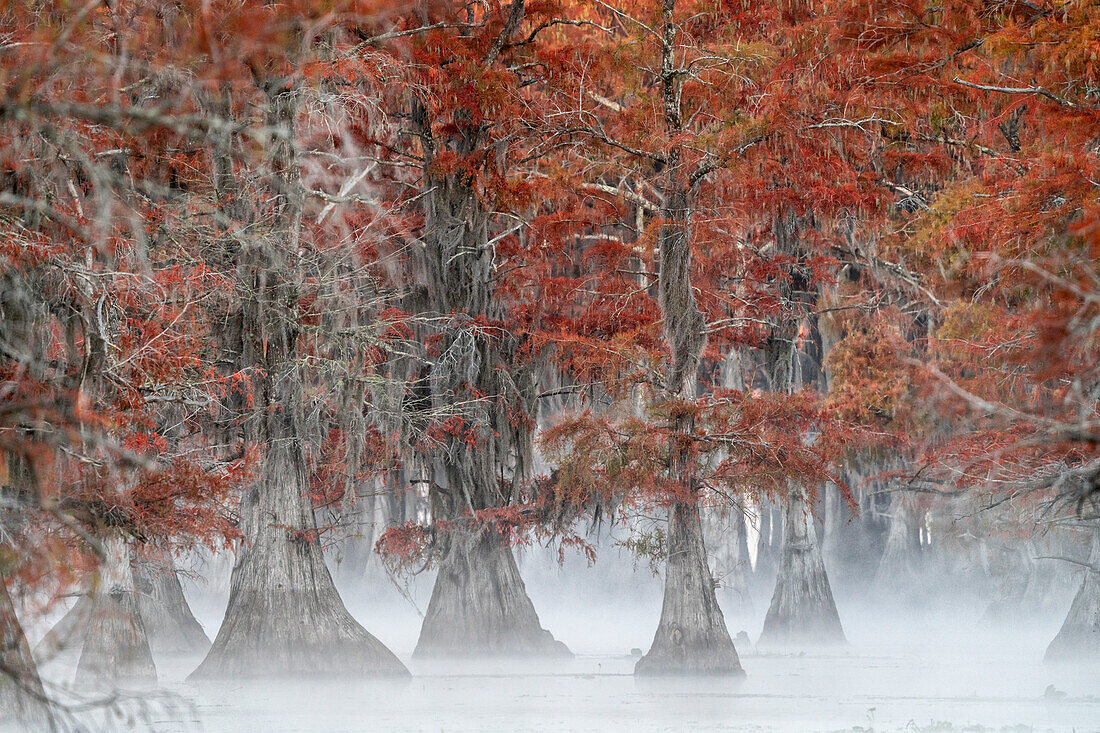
[703,505,753,614]
[758,489,847,648]
[1,575,53,730]
[403,8,565,655]
[191,81,407,679]
[190,397,409,678]
[413,527,568,658]
[637,502,744,675]
[190,423,409,677]
[132,552,210,655]
[758,212,845,649]
[75,538,157,685]
[636,0,743,677]
[873,490,922,592]
[1044,529,1100,663]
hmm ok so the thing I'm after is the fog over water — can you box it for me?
[19,541,1100,733]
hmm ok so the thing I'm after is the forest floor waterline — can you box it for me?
[33,640,1100,732]
[23,568,1100,732]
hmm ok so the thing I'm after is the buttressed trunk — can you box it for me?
[874,490,922,592]
[132,553,210,655]
[414,527,568,658]
[76,538,157,685]
[1,574,52,729]
[190,423,408,677]
[637,4,741,674]
[637,502,744,675]
[409,190,567,657]
[759,213,845,649]
[758,490,846,648]
[408,41,566,654]
[1044,529,1100,662]
[191,82,407,679]
[702,505,753,614]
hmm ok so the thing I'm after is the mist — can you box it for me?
[14,533,1099,733]
[3,2,1100,731]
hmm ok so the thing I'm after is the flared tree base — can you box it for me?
[191,587,409,679]
[758,544,847,650]
[133,559,211,655]
[75,592,158,686]
[413,529,570,659]
[636,502,744,677]
[635,631,745,677]
[1044,568,1100,663]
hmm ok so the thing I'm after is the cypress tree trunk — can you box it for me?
[758,490,846,648]
[34,596,93,661]
[335,479,390,590]
[636,2,742,676]
[703,505,753,614]
[414,527,568,658]
[132,553,210,655]
[753,501,781,583]
[190,447,409,678]
[1,575,53,730]
[706,349,753,613]
[75,538,157,685]
[873,491,922,592]
[191,81,407,680]
[637,503,743,675]
[758,212,845,650]
[1044,530,1100,662]
[981,539,1032,623]
[189,326,408,677]
[981,537,1075,624]
[404,7,566,656]
[821,481,849,572]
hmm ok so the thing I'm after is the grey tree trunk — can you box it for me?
[132,553,210,655]
[414,528,568,658]
[335,480,391,592]
[703,505,753,614]
[634,0,743,677]
[75,538,157,685]
[753,501,781,583]
[191,82,408,680]
[873,491,922,592]
[403,6,563,656]
[189,408,409,678]
[1044,530,1100,662]
[637,502,744,676]
[758,212,845,649]
[1,575,52,730]
[706,350,753,614]
[981,541,1033,624]
[758,490,847,648]
[34,596,92,661]
[831,458,889,583]
[821,481,849,571]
